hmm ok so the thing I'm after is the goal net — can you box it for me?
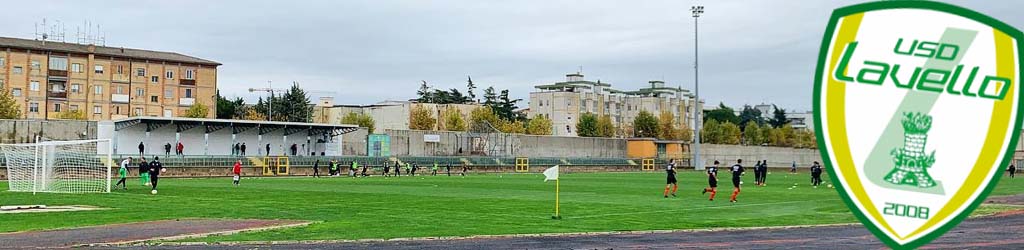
[1,139,112,193]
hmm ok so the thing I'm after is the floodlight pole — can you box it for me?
[692,5,703,170]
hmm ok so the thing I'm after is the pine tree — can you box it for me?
[467,76,477,103]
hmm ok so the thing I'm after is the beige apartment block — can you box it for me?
[0,37,220,120]
[530,73,699,137]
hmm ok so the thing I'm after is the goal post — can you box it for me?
[0,139,113,194]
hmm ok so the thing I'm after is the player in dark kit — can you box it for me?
[702,160,720,201]
[663,159,678,198]
[811,161,823,187]
[149,157,164,192]
[729,159,745,203]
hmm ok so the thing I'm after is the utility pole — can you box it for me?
[691,5,704,170]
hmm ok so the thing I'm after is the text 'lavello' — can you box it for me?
[833,38,1012,100]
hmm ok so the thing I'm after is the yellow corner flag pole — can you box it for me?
[555,178,560,219]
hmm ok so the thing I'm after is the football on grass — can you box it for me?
[151,190,158,195]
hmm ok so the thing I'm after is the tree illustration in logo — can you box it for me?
[884,112,937,188]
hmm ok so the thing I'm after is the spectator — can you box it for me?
[265,144,271,156]
[291,144,298,156]
[240,143,247,156]
[138,142,145,156]
[176,142,184,156]
[164,143,171,157]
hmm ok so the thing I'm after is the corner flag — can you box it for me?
[543,165,561,219]
[543,165,559,182]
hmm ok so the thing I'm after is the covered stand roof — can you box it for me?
[113,117,359,137]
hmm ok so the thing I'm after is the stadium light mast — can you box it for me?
[249,81,276,121]
[691,5,704,170]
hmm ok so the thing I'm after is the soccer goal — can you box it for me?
[0,139,112,193]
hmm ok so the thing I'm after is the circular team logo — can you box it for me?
[814,1,1024,249]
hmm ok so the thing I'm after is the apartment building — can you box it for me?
[0,37,219,120]
[529,73,698,137]
[313,97,484,132]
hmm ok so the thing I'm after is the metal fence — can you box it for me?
[101,154,658,168]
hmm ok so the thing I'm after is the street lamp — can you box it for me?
[691,5,704,170]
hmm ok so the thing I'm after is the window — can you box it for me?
[30,60,40,69]
[164,89,173,98]
[94,86,103,95]
[93,105,102,114]
[115,106,121,115]
[13,66,23,74]
[0,79,4,88]
[71,63,83,73]
[12,88,21,97]
[30,81,39,91]
[48,57,68,70]
[184,89,193,98]
[151,76,159,83]
[150,96,158,103]
[184,69,194,80]
[69,105,79,111]
[0,58,5,66]
[165,70,174,79]
[136,88,144,96]
[134,107,143,116]
[70,84,81,93]
[54,103,61,113]
[136,68,146,77]
[29,103,38,113]
[94,65,104,74]
[116,65,124,75]
[116,86,124,94]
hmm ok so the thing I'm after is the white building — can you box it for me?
[529,73,698,137]
[313,98,484,132]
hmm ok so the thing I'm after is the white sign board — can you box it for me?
[423,134,441,143]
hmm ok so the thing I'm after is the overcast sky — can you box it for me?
[2,0,1021,112]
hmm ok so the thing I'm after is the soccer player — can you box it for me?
[1009,164,1017,178]
[411,163,418,176]
[729,159,745,203]
[313,158,321,178]
[361,164,369,177]
[752,160,763,186]
[446,162,452,176]
[811,161,823,187]
[431,162,438,176]
[139,157,150,186]
[761,159,770,185]
[790,161,797,174]
[663,159,678,198]
[232,160,242,186]
[703,160,720,201]
[149,157,164,192]
[349,161,357,177]
[329,159,338,176]
[461,165,468,176]
[116,157,131,190]
[383,161,391,177]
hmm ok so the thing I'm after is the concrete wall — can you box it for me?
[516,134,626,158]
[382,129,626,158]
[342,127,368,156]
[0,119,97,143]
[697,144,822,169]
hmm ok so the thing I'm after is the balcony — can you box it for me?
[112,94,130,103]
[179,98,195,106]
[48,69,68,78]
[179,79,196,86]
[47,91,67,99]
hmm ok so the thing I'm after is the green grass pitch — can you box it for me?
[0,171,1021,242]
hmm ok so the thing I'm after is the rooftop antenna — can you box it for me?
[34,18,67,43]
[578,66,583,75]
[75,20,106,46]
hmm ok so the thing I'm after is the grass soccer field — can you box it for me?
[1,171,1022,242]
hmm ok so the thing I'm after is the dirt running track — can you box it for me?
[90,210,1024,250]
[0,219,308,249]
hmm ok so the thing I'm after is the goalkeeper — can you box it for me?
[115,157,131,190]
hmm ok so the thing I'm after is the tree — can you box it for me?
[340,112,376,134]
[466,76,477,103]
[0,88,22,119]
[482,86,497,107]
[596,115,616,137]
[576,113,599,137]
[701,119,722,143]
[417,80,433,103]
[184,102,210,118]
[525,116,553,135]
[769,104,790,128]
[469,106,503,131]
[57,110,85,120]
[500,120,526,134]
[241,107,266,121]
[794,129,817,148]
[738,105,764,128]
[721,121,742,144]
[779,124,796,147]
[704,102,739,125]
[409,105,436,130]
[215,91,245,119]
[494,89,521,121]
[743,122,763,145]
[658,111,683,140]
[633,111,659,138]
[443,107,466,131]
[279,83,313,122]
